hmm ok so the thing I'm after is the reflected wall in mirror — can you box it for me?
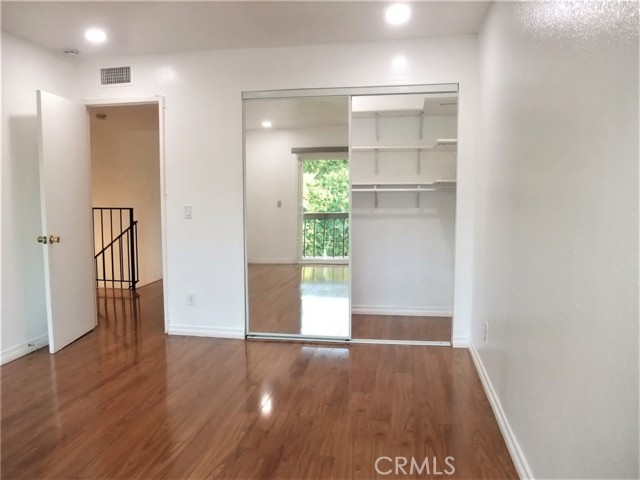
[350,92,458,343]
[245,96,350,339]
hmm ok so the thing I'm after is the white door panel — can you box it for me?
[37,90,96,353]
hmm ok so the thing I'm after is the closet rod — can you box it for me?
[352,187,455,192]
[351,180,456,186]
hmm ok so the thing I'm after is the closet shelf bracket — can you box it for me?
[374,149,379,175]
[418,112,424,140]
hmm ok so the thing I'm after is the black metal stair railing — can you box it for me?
[92,207,139,289]
[302,212,349,259]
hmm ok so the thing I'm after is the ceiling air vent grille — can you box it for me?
[100,66,131,86]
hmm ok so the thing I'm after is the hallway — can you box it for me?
[1,282,516,479]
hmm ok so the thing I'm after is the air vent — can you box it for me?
[100,66,131,86]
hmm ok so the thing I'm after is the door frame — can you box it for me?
[82,95,169,334]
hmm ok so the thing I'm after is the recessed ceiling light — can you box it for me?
[85,28,107,44]
[385,4,411,25]
[261,120,272,128]
[392,55,408,70]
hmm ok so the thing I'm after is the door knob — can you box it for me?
[37,235,48,244]
[49,235,60,244]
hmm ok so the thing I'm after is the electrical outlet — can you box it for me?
[277,200,282,208]
[484,322,489,343]
[187,292,195,305]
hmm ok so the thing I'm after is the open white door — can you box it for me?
[37,91,97,353]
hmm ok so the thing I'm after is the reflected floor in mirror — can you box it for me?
[248,264,451,341]
[248,264,350,338]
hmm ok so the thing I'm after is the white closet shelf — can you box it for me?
[352,180,456,192]
[352,109,423,118]
[351,139,457,153]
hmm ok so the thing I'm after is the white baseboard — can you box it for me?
[168,325,245,339]
[248,258,296,265]
[451,336,469,348]
[351,305,453,317]
[1,334,49,365]
[469,341,533,479]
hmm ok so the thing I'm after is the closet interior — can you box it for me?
[350,92,458,343]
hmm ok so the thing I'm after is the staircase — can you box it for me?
[93,207,139,290]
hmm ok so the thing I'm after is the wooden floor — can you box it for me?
[249,264,452,342]
[352,314,452,342]
[1,281,517,479]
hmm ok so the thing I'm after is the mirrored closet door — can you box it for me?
[244,95,351,340]
[350,92,458,343]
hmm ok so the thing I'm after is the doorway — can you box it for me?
[88,103,165,329]
[36,91,168,354]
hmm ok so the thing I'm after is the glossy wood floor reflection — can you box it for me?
[248,264,350,337]
[249,264,452,342]
[1,281,517,479]
[352,314,452,342]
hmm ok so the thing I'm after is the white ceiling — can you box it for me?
[352,93,458,115]
[244,93,457,130]
[1,1,491,58]
[245,96,349,130]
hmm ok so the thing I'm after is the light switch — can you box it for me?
[277,200,282,208]
[184,204,193,219]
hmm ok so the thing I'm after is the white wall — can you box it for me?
[73,35,479,340]
[473,2,639,478]
[1,33,75,363]
[90,104,162,287]
[246,124,348,263]
[351,112,457,315]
